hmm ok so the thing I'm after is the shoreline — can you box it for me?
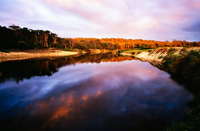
[0,49,79,63]
[133,47,200,130]
[0,49,116,63]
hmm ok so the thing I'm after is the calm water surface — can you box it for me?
[0,54,193,131]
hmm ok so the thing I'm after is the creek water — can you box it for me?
[0,53,193,131]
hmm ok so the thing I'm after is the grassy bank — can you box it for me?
[118,48,153,55]
[135,47,200,130]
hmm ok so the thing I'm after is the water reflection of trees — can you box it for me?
[0,53,135,83]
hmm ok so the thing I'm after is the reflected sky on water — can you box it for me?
[0,56,193,131]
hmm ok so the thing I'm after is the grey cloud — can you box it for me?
[183,20,200,32]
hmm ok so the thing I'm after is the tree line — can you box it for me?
[0,25,200,51]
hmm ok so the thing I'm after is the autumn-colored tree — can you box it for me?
[2,25,200,50]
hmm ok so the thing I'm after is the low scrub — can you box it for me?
[156,48,168,54]
[18,41,28,50]
[148,48,167,55]
[179,48,187,55]
[158,56,164,59]
[147,49,152,52]
[169,50,200,85]
[167,48,177,54]
[137,51,141,54]
[62,48,73,51]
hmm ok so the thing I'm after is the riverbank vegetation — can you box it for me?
[163,50,200,130]
[135,47,200,130]
[1,25,200,53]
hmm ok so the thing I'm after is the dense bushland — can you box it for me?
[1,25,200,51]
[162,50,200,87]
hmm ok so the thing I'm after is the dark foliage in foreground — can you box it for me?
[161,50,200,130]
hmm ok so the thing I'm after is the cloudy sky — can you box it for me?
[0,0,200,41]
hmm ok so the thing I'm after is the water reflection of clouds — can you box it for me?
[0,60,193,130]
[22,76,191,130]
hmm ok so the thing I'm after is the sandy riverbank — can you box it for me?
[0,49,79,63]
[136,47,200,62]
[89,49,113,54]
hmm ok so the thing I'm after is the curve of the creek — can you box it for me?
[0,53,193,131]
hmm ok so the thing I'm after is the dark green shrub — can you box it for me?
[0,50,10,53]
[147,49,152,52]
[51,43,64,49]
[172,53,200,84]
[162,55,180,69]
[158,56,164,59]
[35,42,44,49]
[118,50,122,53]
[62,48,73,51]
[188,50,200,57]
[18,41,28,50]
[28,44,35,49]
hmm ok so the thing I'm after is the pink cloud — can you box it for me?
[0,0,200,41]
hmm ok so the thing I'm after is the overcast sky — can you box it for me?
[0,0,200,41]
